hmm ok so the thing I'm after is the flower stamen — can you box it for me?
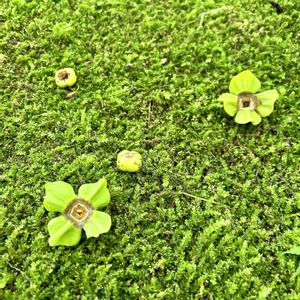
[64,198,93,227]
[237,92,258,111]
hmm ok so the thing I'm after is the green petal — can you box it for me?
[229,70,261,95]
[250,111,262,125]
[83,211,111,238]
[256,103,275,117]
[44,181,77,212]
[218,93,238,116]
[234,110,252,124]
[78,179,110,209]
[48,216,81,246]
[284,246,300,255]
[256,90,278,117]
[257,89,279,103]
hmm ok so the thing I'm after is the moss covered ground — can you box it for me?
[1,0,300,299]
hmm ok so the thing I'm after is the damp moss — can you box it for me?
[1,0,300,299]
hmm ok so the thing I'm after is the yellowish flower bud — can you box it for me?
[117,150,142,172]
[55,68,77,88]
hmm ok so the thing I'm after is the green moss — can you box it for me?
[1,0,300,298]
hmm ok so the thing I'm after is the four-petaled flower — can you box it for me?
[44,179,111,246]
[219,70,279,125]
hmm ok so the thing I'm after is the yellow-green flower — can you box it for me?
[44,179,111,246]
[219,70,279,125]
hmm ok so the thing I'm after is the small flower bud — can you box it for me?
[55,68,77,88]
[117,150,142,172]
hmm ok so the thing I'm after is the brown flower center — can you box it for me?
[237,92,258,111]
[71,204,88,221]
[58,70,69,81]
[64,198,93,227]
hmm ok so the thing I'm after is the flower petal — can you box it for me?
[256,103,275,117]
[257,89,279,103]
[44,181,77,212]
[218,93,238,116]
[234,110,252,124]
[48,216,81,246]
[250,111,262,125]
[83,211,111,238]
[285,246,300,255]
[256,90,279,117]
[229,70,261,95]
[78,179,110,209]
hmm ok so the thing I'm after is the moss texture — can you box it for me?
[1,0,300,298]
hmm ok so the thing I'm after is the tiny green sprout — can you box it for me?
[44,179,111,246]
[117,150,142,172]
[55,68,77,88]
[218,70,279,125]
